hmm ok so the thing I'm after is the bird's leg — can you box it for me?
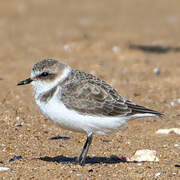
[76,132,93,166]
[75,137,89,163]
[79,133,93,166]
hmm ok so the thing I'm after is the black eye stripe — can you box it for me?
[36,72,56,80]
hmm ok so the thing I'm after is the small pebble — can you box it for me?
[128,149,159,162]
[0,167,9,171]
[177,99,180,104]
[156,128,180,135]
[155,172,161,178]
[153,68,161,75]
[126,141,131,145]
[64,44,70,51]
[112,46,120,52]
[15,122,23,127]
[170,101,175,106]
[174,144,180,148]
[9,155,22,162]
[88,169,93,173]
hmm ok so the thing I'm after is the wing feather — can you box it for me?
[60,70,162,117]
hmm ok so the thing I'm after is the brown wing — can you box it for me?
[125,101,163,116]
[61,70,163,117]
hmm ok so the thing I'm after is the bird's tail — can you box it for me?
[126,101,164,117]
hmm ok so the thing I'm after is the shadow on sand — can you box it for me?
[38,155,131,165]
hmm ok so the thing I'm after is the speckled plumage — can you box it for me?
[60,69,162,117]
[18,59,163,166]
[36,60,162,117]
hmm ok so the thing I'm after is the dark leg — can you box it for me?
[80,133,93,165]
[76,132,93,166]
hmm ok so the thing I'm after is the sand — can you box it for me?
[0,0,180,179]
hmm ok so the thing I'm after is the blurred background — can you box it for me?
[1,0,180,111]
[0,0,180,179]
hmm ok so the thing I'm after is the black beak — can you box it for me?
[17,78,33,86]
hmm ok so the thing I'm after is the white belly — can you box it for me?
[36,95,127,135]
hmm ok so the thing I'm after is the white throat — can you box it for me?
[31,66,72,100]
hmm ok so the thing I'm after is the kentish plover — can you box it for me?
[17,59,163,165]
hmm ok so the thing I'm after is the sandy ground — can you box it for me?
[0,0,180,179]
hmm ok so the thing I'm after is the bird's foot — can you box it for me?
[75,156,86,166]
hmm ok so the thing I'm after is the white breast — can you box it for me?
[35,88,127,135]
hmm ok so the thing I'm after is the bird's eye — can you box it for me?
[41,72,49,77]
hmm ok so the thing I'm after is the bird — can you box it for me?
[17,59,163,165]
